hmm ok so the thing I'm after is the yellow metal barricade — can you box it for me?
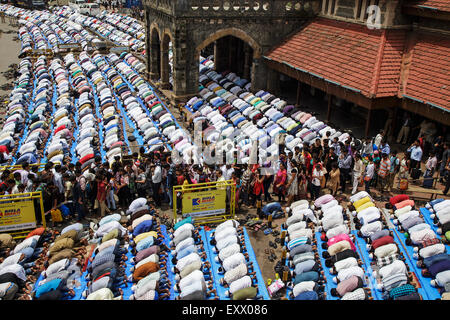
[0,163,47,173]
[173,180,235,226]
[0,191,45,240]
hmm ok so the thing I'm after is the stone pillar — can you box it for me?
[327,94,333,122]
[296,81,302,106]
[266,67,280,96]
[145,11,151,78]
[251,57,269,93]
[172,27,198,103]
[213,41,218,71]
[149,38,160,81]
[243,45,251,81]
[365,107,372,137]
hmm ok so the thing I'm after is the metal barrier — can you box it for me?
[0,191,45,240]
[173,180,235,225]
[0,163,47,173]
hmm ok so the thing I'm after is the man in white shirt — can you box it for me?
[151,164,162,206]
[374,130,384,150]
[351,154,364,195]
[363,156,375,194]
[53,165,65,194]
[221,164,234,180]
[425,152,438,176]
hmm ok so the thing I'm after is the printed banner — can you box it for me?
[182,189,226,216]
[0,199,36,232]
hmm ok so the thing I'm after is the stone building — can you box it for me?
[143,0,449,139]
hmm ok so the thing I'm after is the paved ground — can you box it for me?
[0,19,21,122]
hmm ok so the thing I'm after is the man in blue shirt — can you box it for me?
[380,140,390,156]
[338,149,352,193]
[262,202,285,219]
[407,140,423,171]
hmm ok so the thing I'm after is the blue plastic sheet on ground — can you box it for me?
[389,226,437,300]
[32,260,88,300]
[196,227,220,300]
[420,207,450,252]
[351,230,383,300]
[202,227,229,300]
[158,224,176,300]
[314,231,339,300]
[241,227,270,300]
[202,226,270,300]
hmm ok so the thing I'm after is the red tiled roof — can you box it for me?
[264,18,406,98]
[402,33,450,111]
[406,0,450,13]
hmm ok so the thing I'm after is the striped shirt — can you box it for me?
[287,236,310,251]
[378,159,391,178]
[381,273,408,292]
[416,238,440,249]
[292,252,315,265]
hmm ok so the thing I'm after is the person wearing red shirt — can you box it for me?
[95,174,109,217]
[273,163,287,203]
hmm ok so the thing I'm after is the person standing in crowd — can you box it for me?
[239,164,252,207]
[250,171,264,208]
[443,158,450,196]
[151,163,162,207]
[351,153,364,195]
[273,163,287,203]
[374,130,384,150]
[398,153,410,186]
[439,143,450,183]
[327,162,340,196]
[324,147,337,186]
[361,137,373,158]
[106,172,117,211]
[338,149,352,193]
[165,162,176,209]
[310,162,323,200]
[424,152,438,178]
[378,153,391,193]
[407,140,423,172]
[363,156,375,194]
[388,151,400,192]
[286,167,298,207]
[94,174,108,218]
[262,171,273,203]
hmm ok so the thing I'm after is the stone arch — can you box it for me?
[160,29,174,89]
[195,27,262,59]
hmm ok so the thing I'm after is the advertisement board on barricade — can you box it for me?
[0,192,45,239]
[173,180,235,225]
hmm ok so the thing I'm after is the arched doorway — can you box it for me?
[195,28,262,85]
